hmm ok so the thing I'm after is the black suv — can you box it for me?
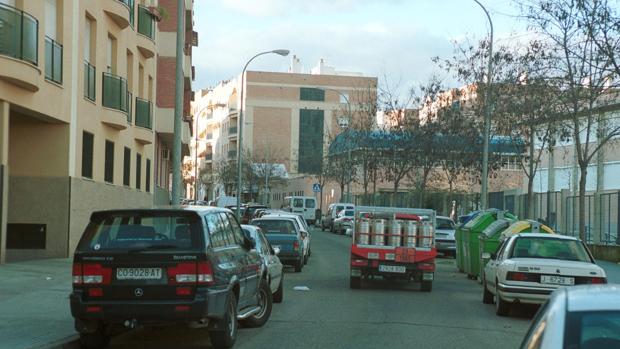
[70,207,272,349]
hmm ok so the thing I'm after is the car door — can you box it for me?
[204,212,239,295]
[485,239,508,293]
[224,212,260,306]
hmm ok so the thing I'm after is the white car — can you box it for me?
[520,285,620,349]
[435,216,456,257]
[241,225,284,303]
[482,233,607,316]
[333,209,355,235]
[261,213,311,264]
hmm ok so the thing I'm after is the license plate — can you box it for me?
[540,275,574,286]
[378,265,406,273]
[116,268,162,280]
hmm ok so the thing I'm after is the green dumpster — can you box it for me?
[461,210,517,279]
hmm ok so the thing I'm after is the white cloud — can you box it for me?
[219,0,405,17]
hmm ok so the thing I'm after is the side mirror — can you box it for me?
[272,246,281,255]
[481,252,491,260]
[490,252,497,260]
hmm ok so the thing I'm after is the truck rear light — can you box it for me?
[591,277,607,284]
[88,288,104,297]
[197,261,214,285]
[293,241,300,251]
[507,272,532,282]
[82,264,112,285]
[351,259,367,267]
[72,263,83,285]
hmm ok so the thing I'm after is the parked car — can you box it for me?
[241,204,268,224]
[70,207,272,349]
[241,225,284,303]
[482,233,607,316]
[520,285,620,349]
[262,212,312,261]
[435,216,456,257]
[250,217,307,272]
[322,203,354,232]
[333,209,355,234]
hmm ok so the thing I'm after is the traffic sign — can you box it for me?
[312,183,321,192]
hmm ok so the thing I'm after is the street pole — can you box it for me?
[171,0,185,204]
[194,115,199,201]
[473,0,493,210]
[235,49,290,220]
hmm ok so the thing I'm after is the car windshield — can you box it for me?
[253,220,297,235]
[510,237,592,262]
[436,218,455,230]
[78,211,203,251]
[343,210,354,217]
[565,311,620,348]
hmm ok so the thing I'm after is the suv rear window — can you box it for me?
[293,198,304,208]
[78,211,204,251]
[253,220,297,235]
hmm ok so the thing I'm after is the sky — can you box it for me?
[193,0,529,95]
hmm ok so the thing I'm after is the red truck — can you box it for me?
[349,206,437,291]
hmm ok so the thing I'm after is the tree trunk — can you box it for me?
[392,180,400,207]
[340,183,345,202]
[527,175,535,220]
[578,166,588,242]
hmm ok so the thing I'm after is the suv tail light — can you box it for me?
[168,262,214,285]
[293,241,300,251]
[73,263,112,285]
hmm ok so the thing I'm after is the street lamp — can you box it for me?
[472,0,494,210]
[193,105,213,201]
[236,49,290,220]
[317,87,353,204]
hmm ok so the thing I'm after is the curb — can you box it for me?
[27,335,79,349]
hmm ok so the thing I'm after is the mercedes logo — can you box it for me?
[134,288,144,297]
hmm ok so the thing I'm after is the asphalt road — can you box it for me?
[63,227,534,349]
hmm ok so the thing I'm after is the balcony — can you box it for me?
[101,72,129,129]
[84,61,96,101]
[104,0,131,29]
[228,150,237,159]
[0,3,39,91]
[44,36,62,84]
[136,5,155,58]
[228,108,238,116]
[135,97,152,129]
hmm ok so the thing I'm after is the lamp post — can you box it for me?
[236,49,290,220]
[317,87,353,203]
[472,0,493,210]
[193,105,213,201]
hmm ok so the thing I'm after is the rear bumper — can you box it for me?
[435,240,456,252]
[70,286,229,324]
[496,282,554,304]
[277,251,302,264]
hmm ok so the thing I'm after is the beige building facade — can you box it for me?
[0,0,171,263]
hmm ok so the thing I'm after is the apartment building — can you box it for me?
[0,0,166,263]
[187,58,378,207]
[153,0,195,205]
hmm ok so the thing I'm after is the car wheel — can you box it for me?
[241,280,273,328]
[209,292,238,349]
[304,254,308,265]
[482,277,493,304]
[79,328,110,349]
[273,275,284,303]
[295,258,303,272]
[350,276,362,289]
[495,286,510,316]
[421,281,432,292]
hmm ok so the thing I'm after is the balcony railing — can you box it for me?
[135,97,152,129]
[0,3,38,65]
[84,61,96,101]
[102,72,128,114]
[229,126,237,135]
[126,0,135,27]
[44,36,62,84]
[137,5,155,40]
[228,150,237,159]
[127,91,133,123]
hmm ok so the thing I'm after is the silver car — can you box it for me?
[333,209,355,235]
[241,225,284,303]
[520,285,620,349]
[435,216,456,257]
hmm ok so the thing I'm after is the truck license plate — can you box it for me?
[378,265,406,273]
[541,275,574,286]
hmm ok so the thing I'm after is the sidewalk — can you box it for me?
[0,258,77,349]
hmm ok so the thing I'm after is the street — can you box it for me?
[73,226,532,349]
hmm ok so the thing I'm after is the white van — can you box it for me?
[322,202,355,232]
[215,195,238,208]
[283,196,318,224]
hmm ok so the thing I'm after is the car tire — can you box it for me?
[350,276,361,289]
[209,293,238,349]
[241,280,273,328]
[294,258,303,272]
[482,279,493,304]
[421,280,432,292]
[273,275,284,303]
[79,329,110,349]
[495,291,510,316]
[304,254,308,265]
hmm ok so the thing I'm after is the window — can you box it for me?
[123,147,130,186]
[84,16,96,100]
[146,159,151,192]
[293,198,304,208]
[104,140,114,183]
[226,212,246,245]
[81,132,94,178]
[509,237,592,262]
[219,213,240,246]
[106,35,116,73]
[300,87,325,101]
[305,199,315,208]
[565,310,620,348]
[136,153,142,190]
[45,0,62,84]
[204,213,223,248]
[298,109,324,174]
